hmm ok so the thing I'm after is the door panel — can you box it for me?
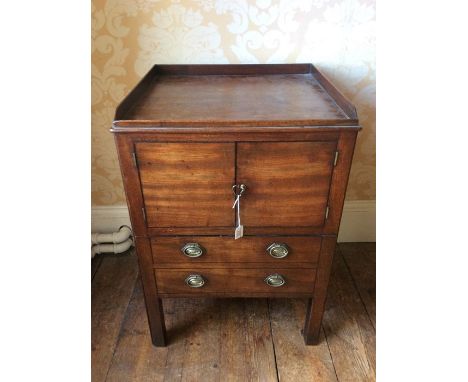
[237,141,336,227]
[137,142,235,227]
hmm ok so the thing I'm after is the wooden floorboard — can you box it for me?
[216,298,277,382]
[106,289,277,381]
[92,244,376,381]
[105,280,169,381]
[339,243,376,328]
[322,246,376,382]
[269,298,338,382]
[91,254,103,281]
[91,250,139,382]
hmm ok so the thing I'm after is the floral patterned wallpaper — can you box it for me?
[92,0,375,205]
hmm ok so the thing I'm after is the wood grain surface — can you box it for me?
[106,282,277,382]
[113,64,359,129]
[91,255,103,281]
[151,236,321,265]
[269,299,338,382]
[340,243,376,328]
[91,252,139,382]
[105,280,169,381]
[124,74,348,123]
[322,246,376,382]
[237,141,336,227]
[154,267,316,296]
[137,142,235,228]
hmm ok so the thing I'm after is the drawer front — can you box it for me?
[151,236,321,265]
[155,268,316,295]
[237,141,336,227]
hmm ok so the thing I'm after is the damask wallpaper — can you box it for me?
[92,0,375,206]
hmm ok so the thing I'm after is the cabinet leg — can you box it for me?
[134,237,167,347]
[303,236,337,345]
[303,298,323,345]
[139,278,167,347]
[144,295,167,347]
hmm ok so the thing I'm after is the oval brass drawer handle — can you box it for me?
[181,243,204,258]
[185,274,205,288]
[266,243,289,259]
[264,273,286,287]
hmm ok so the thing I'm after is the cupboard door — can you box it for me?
[136,142,235,227]
[237,141,336,227]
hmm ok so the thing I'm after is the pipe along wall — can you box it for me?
[91,226,133,258]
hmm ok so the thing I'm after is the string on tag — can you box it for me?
[232,184,246,239]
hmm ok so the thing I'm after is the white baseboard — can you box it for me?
[91,205,131,233]
[92,200,376,242]
[337,200,376,242]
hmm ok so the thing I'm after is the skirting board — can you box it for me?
[337,200,375,242]
[91,200,376,243]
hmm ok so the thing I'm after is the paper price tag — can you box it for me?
[234,224,244,240]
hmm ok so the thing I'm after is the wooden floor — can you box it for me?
[92,243,375,382]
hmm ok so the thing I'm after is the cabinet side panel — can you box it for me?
[323,131,358,234]
[114,134,147,236]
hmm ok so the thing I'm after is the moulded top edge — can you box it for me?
[110,123,362,134]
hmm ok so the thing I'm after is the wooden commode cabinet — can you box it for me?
[112,64,360,346]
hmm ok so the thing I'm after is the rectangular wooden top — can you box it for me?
[112,64,359,132]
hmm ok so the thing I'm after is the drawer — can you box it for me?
[154,267,316,296]
[151,236,321,265]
